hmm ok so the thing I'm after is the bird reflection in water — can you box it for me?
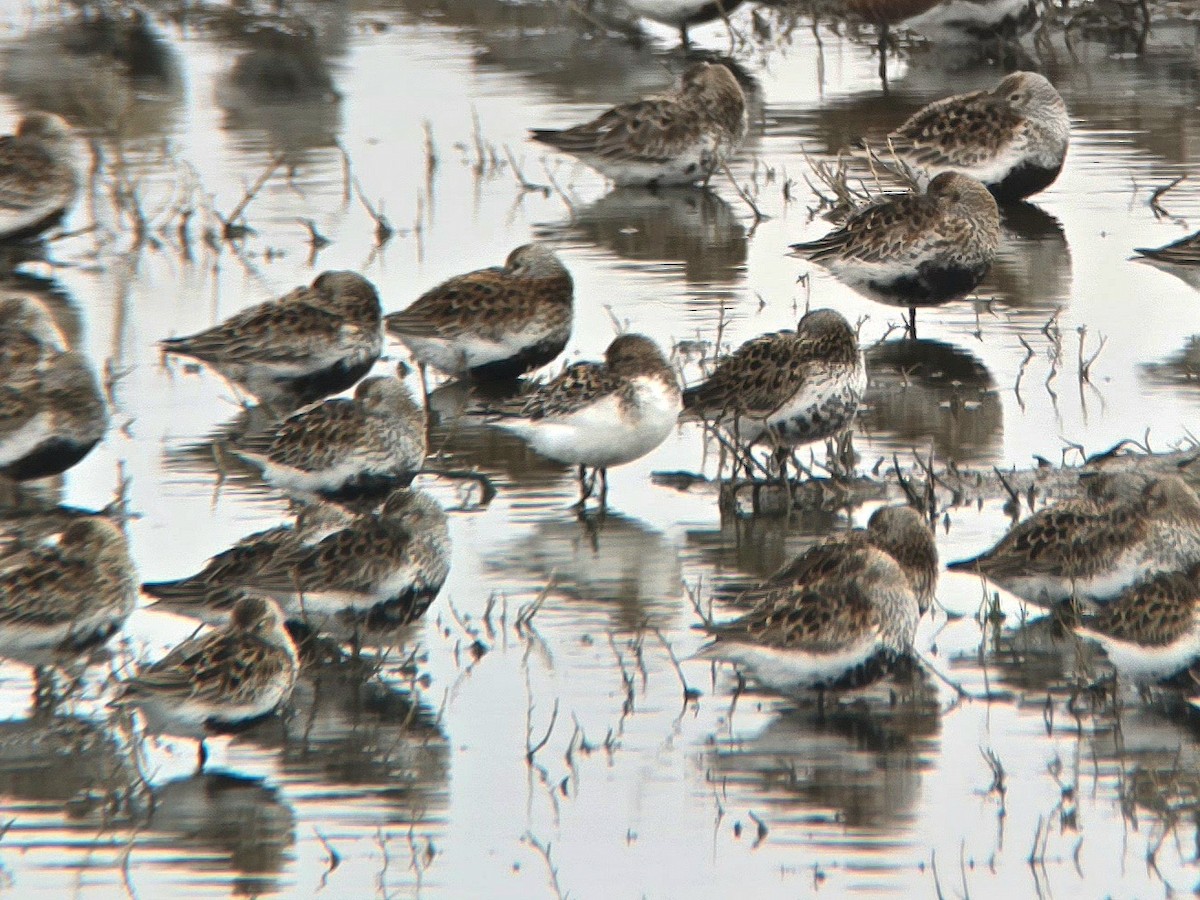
[248,655,449,810]
[536,187,747,289]
[488,510,682,631]
[984,201,1072,317]
[141,772,296,897]
[707,671,939,830]
[862,337,1002,464]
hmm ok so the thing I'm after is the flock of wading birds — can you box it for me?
[5,55,1200,768]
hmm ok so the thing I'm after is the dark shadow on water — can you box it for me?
[1142,334,1200,393]
[681,505,847,598]
[0,712,139,823]
[1,9,182,139]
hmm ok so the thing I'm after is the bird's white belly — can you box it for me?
[527,379,679,468]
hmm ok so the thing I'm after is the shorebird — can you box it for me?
[112,594,299,771]
[880,71,1070,202]
[789,172,1000,336]
[696,505,936,699]
[234,368,426,503]
[243,488,450,627]
[496,333,681,508]
[682,308,866,481]
[904,0,1042,42]
[0,517,136,654]
[618,0,745,45]
[531,61,747,188]
[142,502,355,622]
[1135,229,1200,267]
[0,350,108,481]
[146,489,449,629]
[385,243,574,386]
[0,112,81,242]
[160,271,383,409]
[1074,563,1200,684]
[0,295,67,371]
[947,474,1200,609]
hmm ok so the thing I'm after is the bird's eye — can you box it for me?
[1010,93,1022,103]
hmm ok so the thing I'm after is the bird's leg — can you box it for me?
[573,465,595,509]
[680,22,690,47]
[906,306,918,339]
[878,23,890,95]
[815,685,827,723]
[418,362,432,436]
[773,446,789,484]
[598,468,609,509]
[196,739,209,773]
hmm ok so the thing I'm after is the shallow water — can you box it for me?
[3,0,1200,896]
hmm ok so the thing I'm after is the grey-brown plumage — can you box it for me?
[0,349,108,481]
[0,517,136,653]
[790,173,1000,333]
[1073,563,1200,683]
[682,308,866,449]
[235,369,426,502]
[142,503,354,619]
[948,474,1200,608]
[531,62,747,187]
[1135,230,1200,266]
[113,595,299,767]
[697,506,936,694]
[248,488,451,627]
[0,294,67,372]
[385,243,573,380]
[0,112,81,241]
[498,334,682,507]
[883,71,1070,202]
[160,271,383,407]
[1088,565,1200,648]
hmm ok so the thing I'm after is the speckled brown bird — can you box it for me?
[160,270,383,408]
[245,487,450,627]
[789,172,1000,335]
[0,294,67,372]
[0,517,136,653]
[234,367,426,503]
[497,334,681,507]
[385,243,573,382]
[0,349,108,481]
[0,112,81,242]
[146,489,449,629]
[142,502,355,621]
[881,71,1070,202]
[682,308,866,469]
[1072,563,1200,684]
[1135,229,1200,266]
[696,505,937,696]
[948,474,1200,609]
[531,62,747,187]
[112,594,299,770]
